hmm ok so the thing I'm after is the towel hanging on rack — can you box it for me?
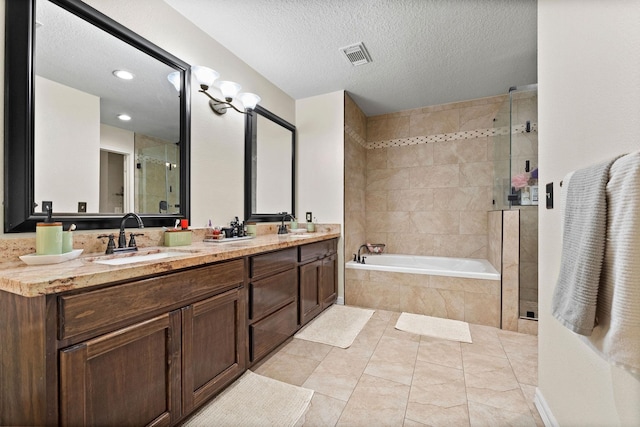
[581,150,640,374]
[552,154,623,335]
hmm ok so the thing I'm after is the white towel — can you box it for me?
[552,155,622,335]
[581,151,640,374]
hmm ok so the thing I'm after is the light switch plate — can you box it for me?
[545,183,554,209]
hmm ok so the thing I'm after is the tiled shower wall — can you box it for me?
[359,95,508,258]
[344,94,367,262]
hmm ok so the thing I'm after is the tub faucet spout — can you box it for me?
[357,244,368,263]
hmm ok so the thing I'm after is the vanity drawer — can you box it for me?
[249,301,297,363]
[58,259,244,341]
[299,239,337,263]
[249,268,297,321]
[249,247,297,279]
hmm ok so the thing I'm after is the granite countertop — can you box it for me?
[0,231,340,297]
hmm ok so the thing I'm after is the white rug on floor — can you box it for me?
[395,312,473,343]
[294,304,375,348]
[182,370,313,427]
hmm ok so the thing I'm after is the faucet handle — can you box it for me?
[97,234,116,254]
[128,233,144,248]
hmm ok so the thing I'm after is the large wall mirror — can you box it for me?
[4,0,191,232]
[244,105,296,222]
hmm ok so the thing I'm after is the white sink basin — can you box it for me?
[91,251,190,266]
[287,233,316,239]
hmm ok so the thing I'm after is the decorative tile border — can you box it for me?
[344,124,368,149]
[344,122,538,150]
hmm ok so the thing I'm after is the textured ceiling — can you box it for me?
[164,0,537,117]
[36,0,180,142]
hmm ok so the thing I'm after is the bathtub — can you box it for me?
[345,254,502,327]
[346,254,500,281]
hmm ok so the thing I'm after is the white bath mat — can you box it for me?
[294,304,375,348]
[182,370,313,427]
[395,312,472,343]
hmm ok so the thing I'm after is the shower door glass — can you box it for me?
[135,135,180,214]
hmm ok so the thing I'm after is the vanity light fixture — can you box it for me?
[191,65,260,115]
[167,71,181,92]
[113,69,135,80]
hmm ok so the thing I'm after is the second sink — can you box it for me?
[91,250,192,266]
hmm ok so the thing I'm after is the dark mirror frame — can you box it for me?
[244,105,296,223]
[4,0,191,232]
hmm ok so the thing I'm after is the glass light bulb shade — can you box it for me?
[237,92,261,109]
[167,71,181,91]
[192,65,219,89]
[216,80,241,101]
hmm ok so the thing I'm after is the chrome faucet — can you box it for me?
[118,213,144,250]
[278,212,295,234]
[354,244,368,264]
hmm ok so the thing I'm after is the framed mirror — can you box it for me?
[4,0,191,232]
[244,105,296,222]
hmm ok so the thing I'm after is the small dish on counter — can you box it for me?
[19,249,84,265]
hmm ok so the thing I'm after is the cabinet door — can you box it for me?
[182,288,246,414]
[320,253,337,307]
[59,312,181,427]
[299,259,322,326]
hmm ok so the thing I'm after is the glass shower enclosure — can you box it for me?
[493,84,538,319]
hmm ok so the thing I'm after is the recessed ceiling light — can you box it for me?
[113,70,135,80]
[117,114,132,121]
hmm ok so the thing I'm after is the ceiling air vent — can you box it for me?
[340,43,372,66]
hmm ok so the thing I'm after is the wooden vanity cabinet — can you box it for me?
[56,259,246,427]
[59,311,182,427]
[182,287,246,414]
[299,239,338,326]
[247,247,298,364]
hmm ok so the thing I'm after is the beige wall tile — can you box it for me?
[459,162,494,187]
[365,190,388,212]
[366,211,413,233]
[460,211,489,235]
[384,233,434,256]
[366,148,387,170]
[387,188,434,212]
[433,234,487,259]
[409,109,459,137]
[433,186,492,212]
[434,138,488,165]
[366,168,410,191]
[399,286,465,321]
[410,211,460,235]
[487,211,502,272]
[367,115,410,141]
[387,144,434,168]
[464,292,501,328]
[459,102,504,131]
[409,164,460,188]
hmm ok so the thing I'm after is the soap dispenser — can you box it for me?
[36,207,63,255]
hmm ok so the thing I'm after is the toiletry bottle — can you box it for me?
[307,217,316,232]
[36,208,63,255]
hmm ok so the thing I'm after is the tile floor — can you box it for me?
[253,309,542,427]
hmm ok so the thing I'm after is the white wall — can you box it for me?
[296,90,345,298]
[80,0,296,228]
[34,76,100,213]
[537,1,640,426]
